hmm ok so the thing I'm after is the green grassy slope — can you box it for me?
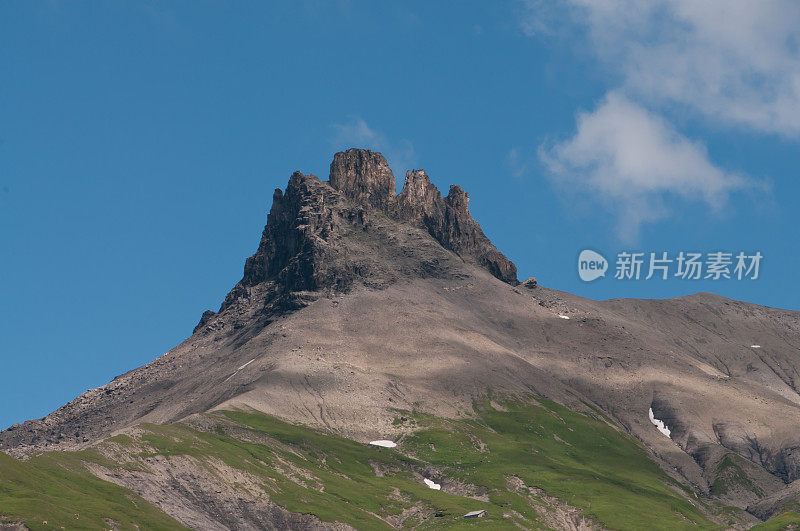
[400,397,717,529]
[0,450,187,530]
[711,454,765,498]
[748,502,800,530]
[751,511,800,530]
[0,396,747,529]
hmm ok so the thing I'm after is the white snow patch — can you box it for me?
[423,478,441,490]
[751,345,762,349]
[369,440,397,448]
[238,358,256,371]
[648,408,671,438]
[223,358,257,383]
[558,314,570,320]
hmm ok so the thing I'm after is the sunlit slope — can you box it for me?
[0,450,186,530]
[1,396,748,530]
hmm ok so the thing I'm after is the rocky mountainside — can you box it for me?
[194,148,517,335]
[3,149,800,529]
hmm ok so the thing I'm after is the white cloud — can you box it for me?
[540,94,754,241]
[330,117,416,178]
[523,0,800,137]
[521,1,781,238]
[507,148,530,180]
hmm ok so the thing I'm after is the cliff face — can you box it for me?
[393,170,518,285]
[328,148,518,284]
[330,149,518,285]
[200,167,381,332]
[329,148,396,210]
[196,148,518,332]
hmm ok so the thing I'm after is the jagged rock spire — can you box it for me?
[198,148,520,332]
[329,148,396,209]
[394,169,442,223]
[327,149,518,284]
[394,170,518,285]
[326,148,517,284]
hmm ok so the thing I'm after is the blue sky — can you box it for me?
[1,1,798,429]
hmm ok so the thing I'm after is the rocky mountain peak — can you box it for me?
[394,169,442,223]
[445,184,469,210]
[329,148,396,209]
[394,170,518,286]
[195,149,519,333]
[327,149,517,285]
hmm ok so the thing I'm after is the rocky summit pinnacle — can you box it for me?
[329,148,396,209]
[240,147,517,299]
[394,173,518,285]
[329,148,518,285]
[191,148,517,335]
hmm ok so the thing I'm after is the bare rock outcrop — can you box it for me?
[197,169,384,333]
[328,149,518,284]
[200,149,518,333]
[329,148,395,209]
[394,169,518,285]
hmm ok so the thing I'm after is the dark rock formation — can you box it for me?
[195,149,518,333]
[394,170,518,285]
[208,169,379,328]
[329,148,395,209]
[193,310,216,334]
[394,169,443,224]
[328,149,517,284]
[240,171,338,292]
